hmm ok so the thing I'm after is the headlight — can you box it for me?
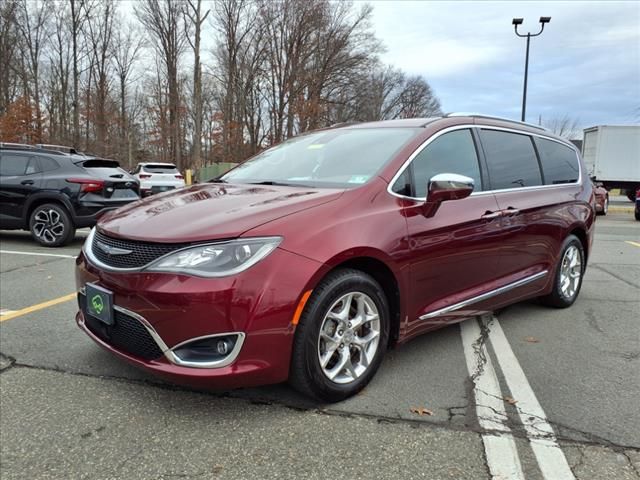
[145,237,282,277]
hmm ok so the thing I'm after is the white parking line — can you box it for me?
[488,318,575,480]
[461,316,576,480]
[461,318,525,480]
[0,250,76,259]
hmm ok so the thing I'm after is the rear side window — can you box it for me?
[480,130,542,190]
[143,164,178,173]
[409,129,482,197]
[535,138,579,185]
[0,154,31,176]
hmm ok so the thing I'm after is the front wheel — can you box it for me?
[289,269,390,402]
[540,235,585,308]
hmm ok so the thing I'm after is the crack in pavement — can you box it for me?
[2,355,639,454]
[0,255,72,274]
[590,264,640,290]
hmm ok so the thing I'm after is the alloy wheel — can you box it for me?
[33,209,65,244]
[559,245,582,300]
[317,292,381,384]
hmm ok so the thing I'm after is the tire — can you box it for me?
[635,210,640,221]
[627,190,637,202]
[29,203,76,247]
[289,268,390,402]
[540,235,585,308]
[601,197,608,216]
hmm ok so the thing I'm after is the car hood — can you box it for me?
[97,183,344,242]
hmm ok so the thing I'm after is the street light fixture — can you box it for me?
[513,16,551,122]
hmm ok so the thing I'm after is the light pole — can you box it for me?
[512,16,551,122]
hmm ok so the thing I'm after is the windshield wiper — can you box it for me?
[247,181,296,186]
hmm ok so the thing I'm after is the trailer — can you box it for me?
[582,125,640,201]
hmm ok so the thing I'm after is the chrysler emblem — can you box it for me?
[96,241,132,256]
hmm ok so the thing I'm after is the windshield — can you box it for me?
[220,128,419,188]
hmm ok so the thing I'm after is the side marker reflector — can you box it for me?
[292,290,313,326]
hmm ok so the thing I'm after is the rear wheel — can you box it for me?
[540,235,584,308]
[29,203,75,247]
[601,197,608,215]
[289,269,390,402]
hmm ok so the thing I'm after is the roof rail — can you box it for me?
[34,143,84,155]
[445,112,550,132]
[0,142,38,150]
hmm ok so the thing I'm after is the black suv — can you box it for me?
[0,144,140,247]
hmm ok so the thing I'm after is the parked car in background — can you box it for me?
[592,181,609,215]
[0,143,139,247]
[75,114,594,401]
[131,162,185,197]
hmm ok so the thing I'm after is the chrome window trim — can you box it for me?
[386,124,582,202]
[419,270,548,320]
[78,288,245,369]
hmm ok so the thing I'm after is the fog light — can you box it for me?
[172,334,239,365]
[216,339,230,355]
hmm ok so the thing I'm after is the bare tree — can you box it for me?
[183,0,209,171]
[69,0,91,148]
[544,113,581,139]
[112,16,144,168]
[395,75,442,118]
[136,0,187,169]
[85,0,115,155]
[0,1,20,116]
[15,0,50,139]
[2,0,444,171]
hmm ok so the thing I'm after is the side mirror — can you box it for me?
[423,173,474,217]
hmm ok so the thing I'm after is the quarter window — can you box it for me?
[38,156,60,172]
[409,129,482,198]
[480,129,542,190]
[535,138,579,185]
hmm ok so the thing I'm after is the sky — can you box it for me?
[363,0,640,130]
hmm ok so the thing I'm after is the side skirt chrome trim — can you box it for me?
[419,270,548,320]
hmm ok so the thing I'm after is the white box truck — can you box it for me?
[582,125,640,201]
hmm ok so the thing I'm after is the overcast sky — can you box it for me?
[364,0,640,130]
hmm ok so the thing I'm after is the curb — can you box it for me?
[608,206,634,213]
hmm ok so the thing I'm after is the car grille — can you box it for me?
[92,230,188,269]
[79,293,164,361]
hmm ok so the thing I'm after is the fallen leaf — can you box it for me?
[410,406,433,416]
[524,336,540,343]
[504,396,518,405]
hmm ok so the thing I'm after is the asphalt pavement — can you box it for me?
[1,212,639,479]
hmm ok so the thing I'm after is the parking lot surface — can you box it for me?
[1,213,639,479]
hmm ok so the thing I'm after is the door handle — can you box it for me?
[503,207,520,216]
[481,210,502,220]
[20,179,34,185]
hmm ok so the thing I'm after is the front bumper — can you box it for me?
[75,247,324,389]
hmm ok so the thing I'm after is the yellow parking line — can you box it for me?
[625,241,640,248]
[0,293,77,322]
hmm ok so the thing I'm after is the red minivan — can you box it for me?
[75,114,595,401]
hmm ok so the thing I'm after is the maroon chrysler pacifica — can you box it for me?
[76,114,595,401]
